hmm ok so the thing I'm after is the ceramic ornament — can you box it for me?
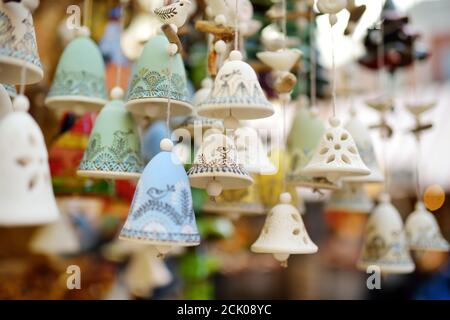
[187,132,253,197]
[406,101,436,118]
[325,182,373,214]
[357,193,415,274]
[287,106,338,190]
[234,127,276,175]
[316,0,347,25]
[0,1,43,84]
[302,117,370,184]
[154,0,192,32]
[342,110,383,183]
[78,88,143,180]
[124,247,173,298]
[119,139,200,256]
[251,192,318,267]
[29,213,81,256]
[205,0,253,28]
[45,34,108,114]
[405,201,449,252]
[256,49,302,72]
[0,84,13,119]
[365,95,394,113]
[0,95,59,226]
[197,50,274,128]
[180,78,223,135]
[125,34,192,118]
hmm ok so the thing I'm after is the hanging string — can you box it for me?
[234,0,239,51]
[19,64,27,96]
[281,0,288,193]
[414,135,422,201]
[83,0,92,29]
[281,0,287,50]
[166,56,174,139]
[309,13,317,109]
[330,22,337,117]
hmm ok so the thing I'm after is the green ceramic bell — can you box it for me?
[45,31,107,114]
[287,105,338,190]
[125,34,192,118]
[78,87,143,180]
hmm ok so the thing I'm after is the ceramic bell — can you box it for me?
[0,84,13,119]
[357,193,415,274]
[405,201,449,252]
[180,78,223,135]
[46,32,107,113]
[187,133,253,197]
[0,95,59,226]
[124,246,173,298]
[287,105,338,190]
[78,88,143,180]
[325,182,373,214]
[365,95,394,113]
[119,139,200,255]
[197,50,274,127]
[251,192,318,267]
[125,34,192,118]
[234,127,276,175]
[342,110,383,183]
[29,212,81,255]
[302,117,371,184]
[203,176,265,217]
[0,1,43,84]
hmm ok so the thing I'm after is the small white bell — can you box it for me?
[302,117,371,183]
[357,193,415,274]
[251,192,318,267]
[405,201,449,252]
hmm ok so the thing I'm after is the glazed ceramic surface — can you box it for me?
[256,49,302,72]
[0,2,43,84]
[197,51,274,120]
[45,36,107,113]
[78,99,143,180]
[357,194,415,274]
[119,150,200,247]
[126,35,192,118]
[405,201,449,251]
[0,110,59,225]
[187,133,253,190]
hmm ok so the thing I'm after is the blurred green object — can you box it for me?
[197,217,234,239]
[192,187,208,214]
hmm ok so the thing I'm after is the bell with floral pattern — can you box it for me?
[119,139,200,256]
[45,30,108,114]
[197,50,274,128]
[0,1,43,84]
[357,193,415,274]
[0,95,59,225]
[187,133,253,197]
[78,87,143,180]
[125,34,192,119]
[405,201,449,252]
[302,117,370,184]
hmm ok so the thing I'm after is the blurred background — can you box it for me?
[0,0,449,300]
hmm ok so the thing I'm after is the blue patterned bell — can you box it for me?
[119,139,200,255]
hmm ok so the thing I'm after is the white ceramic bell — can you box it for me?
[234,127,276,174]
[405,201,449,252]
[317,0,347,14]
[251,192,318,267]
[256,48,302,72]
[29,213,80,255]
[187,133,253,196]
[325,182,373,214]
[343,110,383,183]
[405,101,436,118]
[0,1,43,84]
[302,117,370,183]
[124,246,173,298]
[197,50,274,125]
[0,84,13,119]
[0,95,59,226]
[357,193,415,274]
[365,95,394,113]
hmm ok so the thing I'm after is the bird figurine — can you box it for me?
[154,0,192,31]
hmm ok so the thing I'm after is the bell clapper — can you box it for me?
[155,245,172,258]
[224,115,240,130]
[160,138,174,152]
[273,253,290,268]
[207,179,223,197]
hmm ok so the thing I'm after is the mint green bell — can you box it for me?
[45,34,107,114]
[125,34,192,118]
[287,105,338,190]
[78,88,143,180]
